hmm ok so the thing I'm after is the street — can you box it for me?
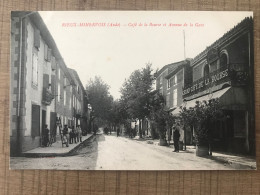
[10,132,235,170]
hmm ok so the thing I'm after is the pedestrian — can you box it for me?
[77,125,82,142]
[117,128,120,137]
[72,126,77,143]
[75,125,79,142]
[69,126,74,144]
[109,127,111,135]
[43,124,49,147]
[63,125,69,147]
[173,124,180,152]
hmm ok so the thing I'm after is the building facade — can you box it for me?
[155,17,255,155]
[156,60,191,143]
[183,17,254,155]
[10,12,87,156]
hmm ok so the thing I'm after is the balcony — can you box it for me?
[182,64,248,99]
[42,87,54,105]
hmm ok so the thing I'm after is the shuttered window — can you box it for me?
[51,57,56,70]
[32,53,38,86]
[31,104,40,138]
[43,74,49,88]
[44,44,48,61]
[47,48,52,62]
[34,29,40,49]
[173,89,177,107]
[51,75,56,94]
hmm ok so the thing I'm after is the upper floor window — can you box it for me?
[220,53,228,68]
[167,76,177,89]
[159,76,163,84]
[58,68,60,80]
[57,83,60,102]
[203,64,209,77]
[173,89,177,107]
[166,93,170,107]
[64,90,66,105]
[32,53,38,86]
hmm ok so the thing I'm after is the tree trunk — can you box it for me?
[139,119,142,138]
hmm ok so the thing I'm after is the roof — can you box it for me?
[12,11,75,85]
[156,59,191,78]
[165,59,191,79]
[68,68,86,95]
[191,17,253,65]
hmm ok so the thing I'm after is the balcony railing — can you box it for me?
[182,64,248,99]
[42,87,54,105]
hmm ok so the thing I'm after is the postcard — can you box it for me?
[10,11,256,170]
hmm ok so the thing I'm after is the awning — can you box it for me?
[183,87,247,110]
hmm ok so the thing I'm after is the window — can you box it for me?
[32,53,38,86]
[167,76,177,88]
[34,29,40,49]
[57,83,60,102]
[44,44,48,61]
[160,76,163,84]
[166,93,170,107]
[203,64,209,77]
[220,53,228,68]
[58,68,60,80]
[69,96,71,109]
[173,89,177,107]
[64,90,66,105]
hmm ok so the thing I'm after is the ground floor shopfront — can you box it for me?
[173,86,255,155]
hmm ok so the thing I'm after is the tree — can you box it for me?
[120,64,155,138]
[149,92,175,144]
[179,98,225,156]
[85,76,113,126]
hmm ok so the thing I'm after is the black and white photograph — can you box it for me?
[10,11,256,170]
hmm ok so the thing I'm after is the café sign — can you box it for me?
[183,68,229,96]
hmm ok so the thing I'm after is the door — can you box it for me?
[42,110,46,135]
[50,112,57,140]
[31,104,40,138]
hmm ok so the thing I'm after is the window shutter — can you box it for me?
[44,44,48,60]
[43,74,49,88]
[34,29,40,49]
[51,75,56,94]
[51,57,56,70]
[47,48,52,62]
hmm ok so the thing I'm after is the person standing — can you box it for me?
[117,128,120,137]
[63,125,69,147]
[77,125,82,142]
[43,124,49,147]
[173,125,180,152]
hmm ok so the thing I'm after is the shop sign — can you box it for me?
[183,68,228,96]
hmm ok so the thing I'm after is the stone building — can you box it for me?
[10,12,87,156]
[182,17,255,154]
[155,17,255,155]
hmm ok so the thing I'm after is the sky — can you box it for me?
[39,11,252,100]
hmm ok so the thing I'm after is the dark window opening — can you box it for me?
[203,64,209,77]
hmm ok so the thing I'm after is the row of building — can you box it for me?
[155,17,255,155]
[10,12,90,156]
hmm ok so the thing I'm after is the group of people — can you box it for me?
[42,124,83,148]
[64,125,83,145]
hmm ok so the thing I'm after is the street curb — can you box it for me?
[22,134,95,158]
[209,156,257,170]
